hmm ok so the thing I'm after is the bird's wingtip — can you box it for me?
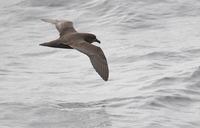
[104,78,108,81]
[41,19,48,22]
[102,74,109,81]
[40,18,57,24]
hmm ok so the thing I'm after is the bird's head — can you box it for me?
[85,34,101,44]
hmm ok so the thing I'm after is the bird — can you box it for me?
[40,19,109,81]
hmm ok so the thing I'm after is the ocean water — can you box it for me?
[1,0,200,127]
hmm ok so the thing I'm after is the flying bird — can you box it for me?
[40,19,109,81]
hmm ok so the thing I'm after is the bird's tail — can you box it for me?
[41,19,58,24]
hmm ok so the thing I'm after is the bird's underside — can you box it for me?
[40,19,109,81]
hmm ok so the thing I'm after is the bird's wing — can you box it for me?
[41,19,76,35]
[68,41,109,81]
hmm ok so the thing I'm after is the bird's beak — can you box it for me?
[96,39,101,44]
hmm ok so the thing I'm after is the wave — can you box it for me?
[19,0,84,7]
[140,94,197,116]
[190,66,200,80]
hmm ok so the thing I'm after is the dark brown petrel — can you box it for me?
[40,19,109,81]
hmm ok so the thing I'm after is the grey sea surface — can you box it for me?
[1,0,200,127]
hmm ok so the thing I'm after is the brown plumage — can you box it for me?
[40,19,109,81]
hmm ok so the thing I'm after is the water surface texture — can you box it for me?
[1,0,200,128]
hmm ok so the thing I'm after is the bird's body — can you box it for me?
[40,19,109,81]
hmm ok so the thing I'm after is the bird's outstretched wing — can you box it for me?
[41,19,76,36]
[68,41,109,81]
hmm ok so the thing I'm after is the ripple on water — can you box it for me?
[21,50,58,57]
[0,102,111,128]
